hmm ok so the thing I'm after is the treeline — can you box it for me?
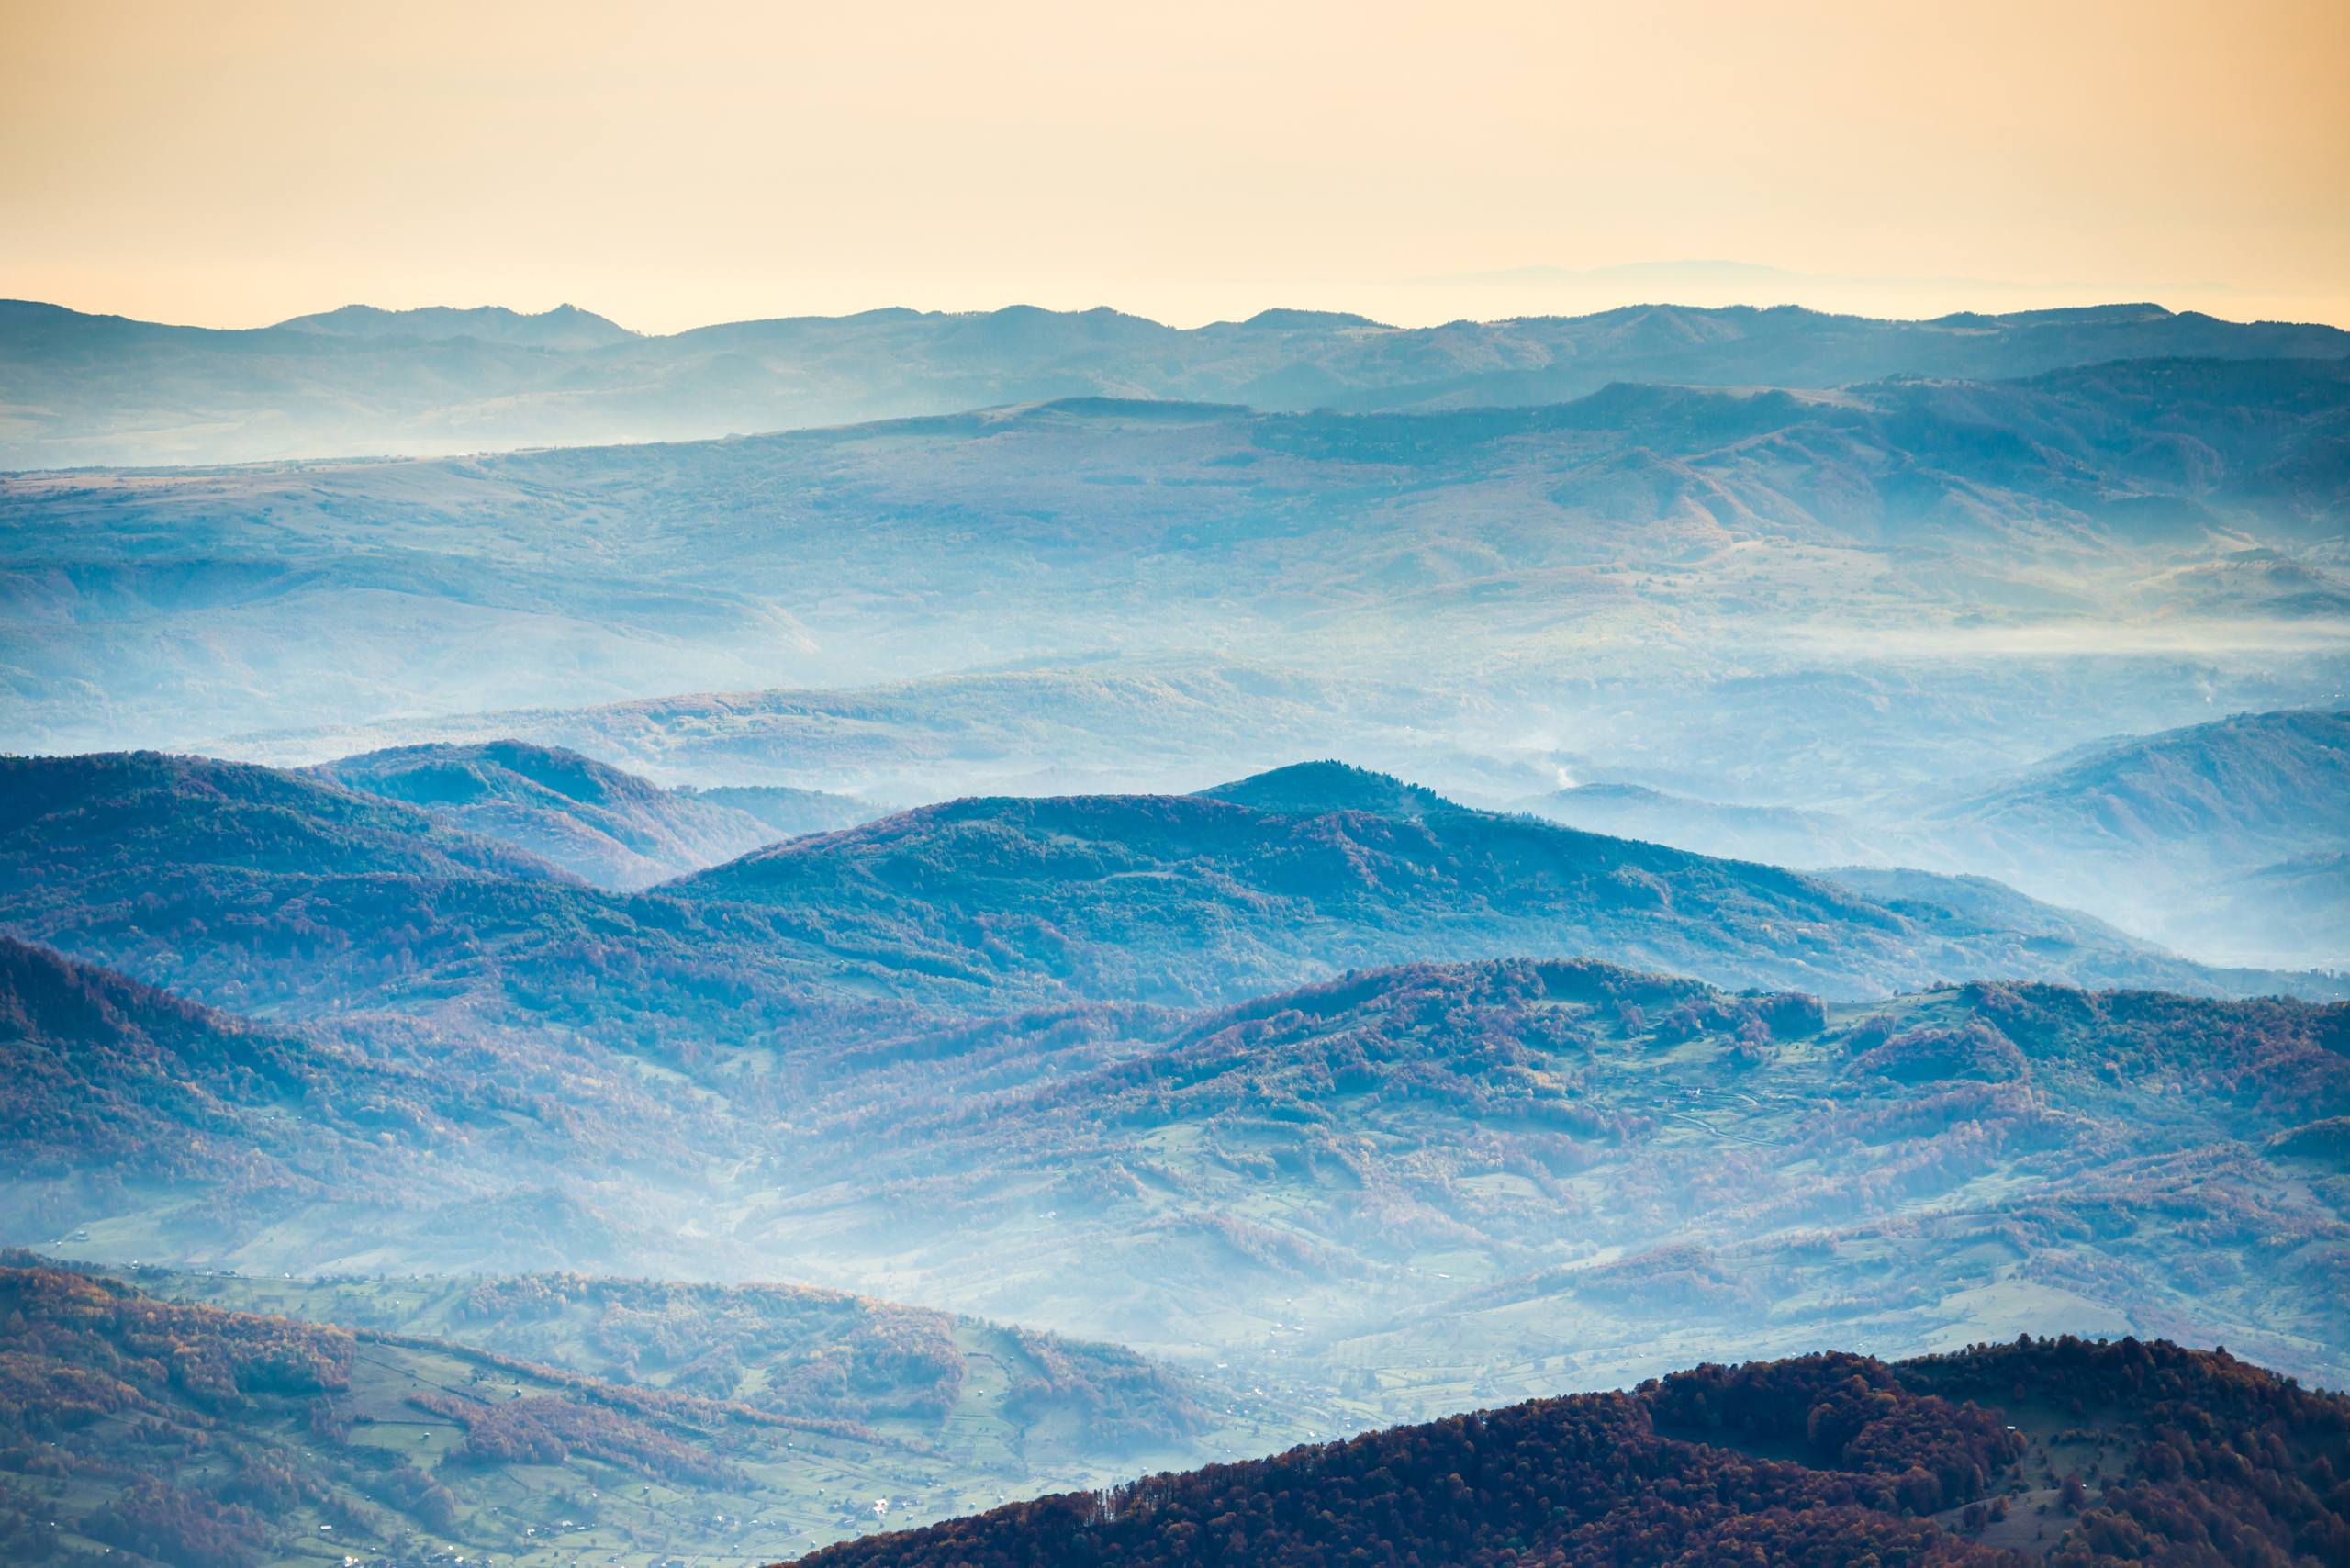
[408,1388,744,1488]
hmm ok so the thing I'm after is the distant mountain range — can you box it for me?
[6,286,2348,1565]
[5,296,2344,468]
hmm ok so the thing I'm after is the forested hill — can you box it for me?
[0,750,561,886]
[1924,710,2350,862]
[0,932,511,1210]
[672,762,2332,1003]
[800,1338,2350,1568]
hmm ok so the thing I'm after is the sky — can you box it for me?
[4,0,2345,333]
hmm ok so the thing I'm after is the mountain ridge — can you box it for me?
[671,763,2335,1004]
[310,738,784,889]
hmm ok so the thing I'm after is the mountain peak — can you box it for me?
[1195,760,1458,819]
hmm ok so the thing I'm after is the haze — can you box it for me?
[5,0,2346,332]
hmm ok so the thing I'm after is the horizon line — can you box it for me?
[13,292,2344,342]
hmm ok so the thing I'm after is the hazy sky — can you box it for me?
[5,0,2345,332]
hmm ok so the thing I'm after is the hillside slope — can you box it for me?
[0,750,972,1053]
[140,1266,1248,1469]
[684,782,884,839]
[1908,709,2350,965]
[0,1260,1264,1568]
[1923,709,2350,867]
[0,934,543,1241]
[0,750,561,886]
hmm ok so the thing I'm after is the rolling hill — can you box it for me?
[0,933,554,1247]
[1920,708,2350,868]
[0,750,978,1056]
[0,750,559,885]
[683,781,885,840]
[6,296,2344,468]
[2193,851,2350,972]
[131,1265,1237,1462]
[221,662,1489,805]
[805,1338,2350,1568]
[311,739,782,889]
[6,750,2348,1399]
[1503,710,2350,971]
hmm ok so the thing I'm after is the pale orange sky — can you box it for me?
[3,0,2345,332]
